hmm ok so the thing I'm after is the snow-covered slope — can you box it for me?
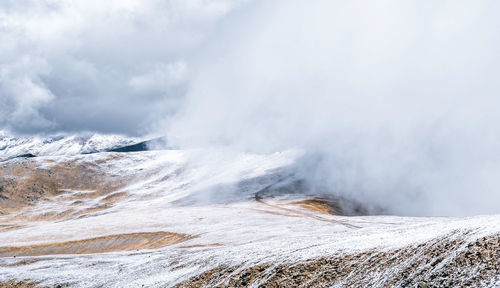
[0,144,499,287]
[0,131,140,161]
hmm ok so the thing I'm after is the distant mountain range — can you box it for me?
[0,131,167,162]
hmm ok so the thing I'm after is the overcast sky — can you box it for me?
[0,0,248,135]
[2,0,499,139]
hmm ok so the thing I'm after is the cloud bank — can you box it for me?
[166,0,500,216]
[0,0,245,134]
[2,0,500,216]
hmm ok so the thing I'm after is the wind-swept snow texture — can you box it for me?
[0,149,499,287]
[0,131,140,162]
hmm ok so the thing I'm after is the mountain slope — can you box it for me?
[0,131,141,162]
[0,145,499,287]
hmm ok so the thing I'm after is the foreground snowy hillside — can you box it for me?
[0,141,499,287]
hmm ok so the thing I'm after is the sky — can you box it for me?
[2,0,500,216]
[0,0,247,135]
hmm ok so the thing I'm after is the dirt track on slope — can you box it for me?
[256,198,360,229]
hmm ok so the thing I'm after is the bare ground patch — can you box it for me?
[0,157,130,219]
[256,198,360,229]
[0,280,59,288]
[282,198,343,215]
[0,232,194,257]
[0,224,25,232]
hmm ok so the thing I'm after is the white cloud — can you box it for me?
[2,0,500,216]
[129,60,188,94]
[166,0,500,216]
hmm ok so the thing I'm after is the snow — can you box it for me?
[0,148,499,287]
[0,131,140,161]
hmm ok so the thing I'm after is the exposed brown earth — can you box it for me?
[0,280,57,288]
[0,157,126,208]
[99,191,129,204]
[175,233,500,287]
[257,198,360,229]
[1,155,498,287]
[5,258,49,267]
[0,224,24,233]
[0,157,130,220]
[0,232,194,257]
[284,198,343,215]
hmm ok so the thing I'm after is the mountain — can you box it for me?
[106,137,168,153]
[0,135,499,287]
[0,131,142,162]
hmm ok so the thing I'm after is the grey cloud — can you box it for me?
[3,0,500,216]
[0,0,245,135]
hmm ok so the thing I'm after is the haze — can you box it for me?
[2,0,500,216]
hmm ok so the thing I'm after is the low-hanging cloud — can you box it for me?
[2,0,500,216]
[165,0,500,216]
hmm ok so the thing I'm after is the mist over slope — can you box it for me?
[2,1,500,287]
[1,150,499,287]
[2,1,500,216]
[164,0,500,216]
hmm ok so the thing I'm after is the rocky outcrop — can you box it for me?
[176,233,500,287]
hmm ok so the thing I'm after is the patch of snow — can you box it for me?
[0,148,499,287]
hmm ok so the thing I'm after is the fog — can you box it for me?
[2,0,500,215]
[165,0,500,216]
